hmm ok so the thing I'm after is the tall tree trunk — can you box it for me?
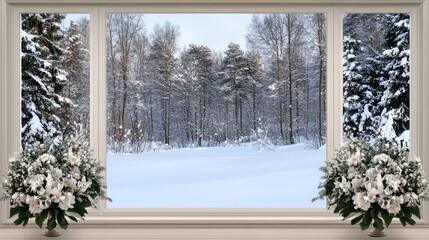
[252,84,257,131]
[149,92,154,141]
[239,95,243,139]
[225,102,229,141]
[198,97,203,146]
[295,81,300,142]
[131,96,138,146]
[317,14,324,147]
[276,57,284,143]
[107,18,118,143]
[120,67,128,144]
[234,95,239,141]
[164,74,171,145]
[287,14,294,145]
[305,61,310,139]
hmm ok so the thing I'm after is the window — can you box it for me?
[1,0,428,233]
[105,13,327,208]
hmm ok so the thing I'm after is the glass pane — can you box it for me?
[106,13,327,208]
[343,13,410,149]
[21,13,90,147]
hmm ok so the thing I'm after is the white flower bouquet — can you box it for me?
[2,135,110,231]
[313,139,428,231]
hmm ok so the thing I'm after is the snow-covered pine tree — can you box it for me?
[21,14,73,148]
[343,36,377,140]
[186,44,214,146]
[378,13,410,148]
[60,20,89,138]
[222,43,249,142]
[148,22,180,145]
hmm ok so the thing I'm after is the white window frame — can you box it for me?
[0,0,428,236]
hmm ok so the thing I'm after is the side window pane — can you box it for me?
[106,13,327,208]
[343,13,410,149]
[21,13,90,147]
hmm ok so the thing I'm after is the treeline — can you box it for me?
[106,14,327,152]
[20,13,410,153]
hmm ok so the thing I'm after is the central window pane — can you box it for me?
[106,13,327,208]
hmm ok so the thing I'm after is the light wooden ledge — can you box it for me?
[1,226,429,239]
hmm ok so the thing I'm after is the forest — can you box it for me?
[20,13,409,153]
[105,13,327,152]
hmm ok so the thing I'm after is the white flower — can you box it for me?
[366,188,379,203]
[38,153,56,164]
[347,153,361,166]
[64,178,77,190]
[28,174,45,193]
[39,199,52,210]
[59,192,75,210]
[11,193,19,200]
[26,196,43,214]
[335,176,351,194]
[384,174,401,192]
[66,150,81,166]
[378,199,390,210]
[386,196,402,214]
[403,192,418,206]
[351,177,364,190]
[374,153,391,164]
[49,168,63,180]
[353,192,371,211]
[77,176,92,193]
[46,176,64,203]
[72,167,81,179]
[365,168,380,180]
[347,167,357,179]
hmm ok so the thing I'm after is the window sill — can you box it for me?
[1,225,429,239]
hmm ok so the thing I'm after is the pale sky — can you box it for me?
[63,14,252,52]
[143,14,252,51]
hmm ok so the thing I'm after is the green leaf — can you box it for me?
[47,216,57,231]
[9,207,21,218]
[404,216,416,226]
[399,216,407,226]
[359,212,372,230]
[57,211,69,230]
[351,214,365,225]
[402,207,412,218]
[334,201,346,214]
[340,204,357,219]
[35,211,48,228]
[82,200,92,208]
[67,215,78,223]
[410,206,421,219]
[373,216,384,231]
[13,212,27,226]
[22,214,30,227]
[71,203,88,217]
[381,210,393,227]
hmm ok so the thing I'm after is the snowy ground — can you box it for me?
[107,143,326,208]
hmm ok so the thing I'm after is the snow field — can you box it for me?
[107,143,326,208]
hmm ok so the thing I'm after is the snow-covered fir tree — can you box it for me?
[185,44,214,146]
[21,14,73,148]
[60,20,90,138]
[342,13,410,149]
[222,43,249,141]
[378,13,410,148]
[343,36,378,140]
